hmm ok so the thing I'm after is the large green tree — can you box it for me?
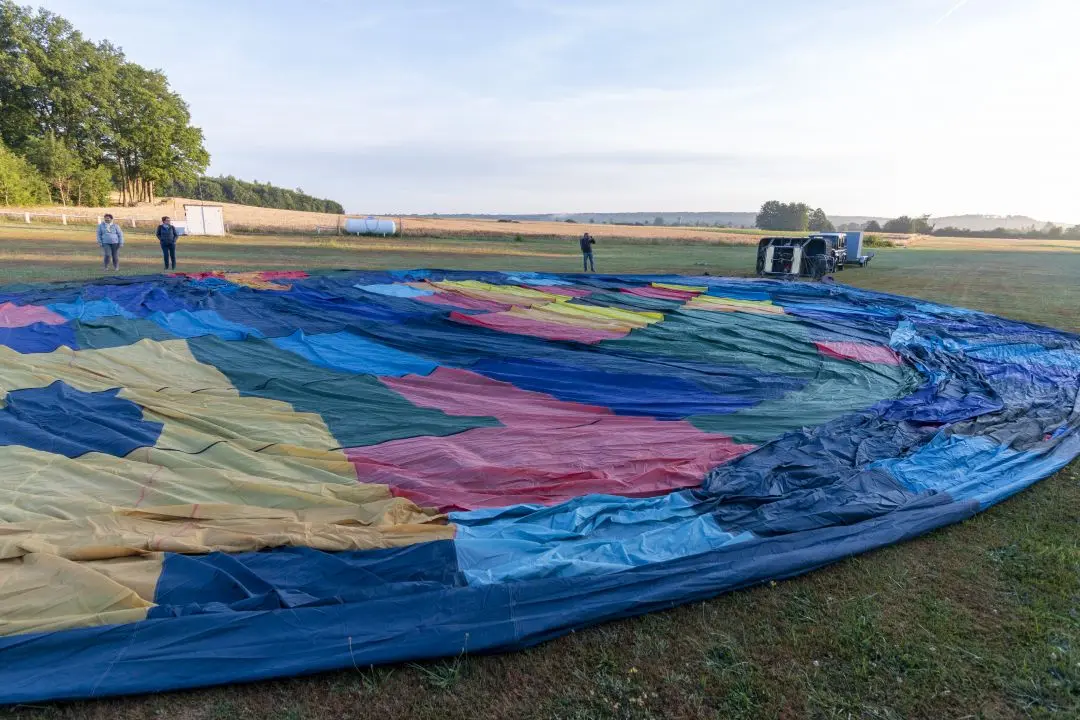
[756,201,811,231]
[103,62,209,204]
[0,1,208,205]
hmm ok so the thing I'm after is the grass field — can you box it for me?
[0,225,1078,720]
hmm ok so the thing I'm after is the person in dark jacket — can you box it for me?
[579,232,596,272]
[156,216,179,270]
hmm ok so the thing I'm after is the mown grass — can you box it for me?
[0,225,1077,719]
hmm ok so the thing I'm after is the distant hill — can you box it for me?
[929,215,1048,232]
[424,212,1075,231]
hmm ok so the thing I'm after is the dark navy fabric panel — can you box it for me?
[472,358,764,418]
[0,322,76,353]
[0,382,162,458]
[151,543,465,618]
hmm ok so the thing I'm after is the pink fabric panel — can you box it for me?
[621,286,698,301]
[815,340,902,365]
[449,311,627,344]
[367,367,755,511]
[348,424,751,511]
[0,302,67,328]
[383,367,612,426]
[415,292,511,313]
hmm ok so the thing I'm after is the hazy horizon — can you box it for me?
[41,0,1080,220]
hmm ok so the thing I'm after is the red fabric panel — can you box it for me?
[415,292,511,313]
[815,340,902,365]
[363,368,754,510]
[0,302,67,328]
[449,311,627,344]
[621,286,698,301]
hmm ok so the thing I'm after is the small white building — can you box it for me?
[183,204,226,236]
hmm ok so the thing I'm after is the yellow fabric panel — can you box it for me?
[82,555,166,601]
[0,340,237,396]
[0,446,366,524]
[652,282,708,293]
[0,553,154,637]
[121,387,339,452]
[509,306,633,332]
[684,296,786,315]
[1,512,453,561]
[217,272,293,291]
[539,302,663,327]
[431,280,567,307]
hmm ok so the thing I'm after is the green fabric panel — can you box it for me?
[74,318,177,350]
[608,310,921,443]
[581,292,685,313]
[690,361,921,443]
[604,310,819,376]
[187,336,499,448]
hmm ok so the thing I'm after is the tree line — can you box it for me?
[0,2,345,215]
[160,176,345,214]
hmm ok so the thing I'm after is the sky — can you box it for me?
[39,0,1080,220]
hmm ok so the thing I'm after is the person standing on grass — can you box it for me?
[156,216,178,270]
[580,232,596,272]
[96,213,123,271]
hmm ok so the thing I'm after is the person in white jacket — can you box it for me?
[96,214,124,271]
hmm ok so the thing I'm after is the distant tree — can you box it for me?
[808,208,835,232]
[0,139,50,205]
[883,216,914,233]
[1045,224,1063,238]
[24,132,80,205]
[653,216,665,226]
[864,219,882,232]
[911,214,934,234]
[755,201,810,231]
[71,164,112,206]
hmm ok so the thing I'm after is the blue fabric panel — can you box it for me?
[270,330,437,377]
[471,358,762,418]
[48,298,135,322]
[0,382,162,458]
[0,322,76,353]
[84,282,185,316]
[874,430,1080,508]
[356,283,433,298]
[147,309,263,340]
[0,496,975,704]
[151,543,464,617]
[453,492,753,584]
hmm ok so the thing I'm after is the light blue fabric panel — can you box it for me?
[271,330,437,377]
[48,298,136,322]
[873,430,1080,508]
[452,492,753,584]
[147,309,263,340]
[355,283,433,298]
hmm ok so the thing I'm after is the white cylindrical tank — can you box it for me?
[344,216,397,235]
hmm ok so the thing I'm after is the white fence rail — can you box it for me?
[0,211,141,227]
